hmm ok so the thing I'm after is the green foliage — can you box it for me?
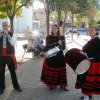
[49,0,89,19]
[91,0,100,9]
[0,0,33,19]
[21,0,34,7]
[39,0,100,28]
[0,12,7,19]
[97,20,100,24]
[0,0,33,32]
[89,18,98,26]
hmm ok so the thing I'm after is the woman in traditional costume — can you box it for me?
[75,27,100,100]
[41,24,68,91]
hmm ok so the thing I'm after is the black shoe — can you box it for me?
[15,87,22,92]
[89,96,92,99]
[60,86,69,91]
[80,96,84,99]
[61,86,63,89]
[0,89,4,94]
[63,87,69,91]
[2,86,5,90]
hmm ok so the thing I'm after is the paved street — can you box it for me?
[0,36,100,100]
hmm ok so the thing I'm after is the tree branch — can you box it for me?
[43,0,47,13]
[13,0,17,13]
[15,3,26,14]
[5,0,10,17]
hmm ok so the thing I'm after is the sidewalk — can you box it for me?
[0,36,100,100]
[15,39,33,64]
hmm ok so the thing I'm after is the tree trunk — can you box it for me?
[9,16,14,33]
[71,13,74,40]
[46,0,50,35]
[57,0,61,26]
[46,11,50,35]
[57,10,61,26]
[63,11,67,35]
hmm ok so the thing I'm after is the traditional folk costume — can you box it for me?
[41,35,67,89]
[75,36,100,96]
[0,31,21,93]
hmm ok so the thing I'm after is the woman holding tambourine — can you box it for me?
[41,24,68,91]
[75,27,100,100]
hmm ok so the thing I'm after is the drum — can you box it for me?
[65,48,91,75]
[45,46,60,58]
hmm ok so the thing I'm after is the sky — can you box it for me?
[33,0,44,10]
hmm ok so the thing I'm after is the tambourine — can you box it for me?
[45,46,60,58]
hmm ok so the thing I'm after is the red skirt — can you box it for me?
[41,58,67,88]
[75,61,100,95]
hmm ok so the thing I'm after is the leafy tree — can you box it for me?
[39,0,100,36]
[50,0,68,26]
[77,0,100,28]
[50,0,89,38]
[66,0,89,39]
[40,0,53,35]
[0,0,33,32]
[91,0,100,10]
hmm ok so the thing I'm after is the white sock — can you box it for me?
[83,95,89,100]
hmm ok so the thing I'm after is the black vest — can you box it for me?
[0,31,15,54]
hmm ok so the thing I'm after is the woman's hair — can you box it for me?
[90,26,99,35]
[51,24,60,36]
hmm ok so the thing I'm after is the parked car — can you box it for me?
[78,28,86,32]
[69,28,78,33]
[78,28,87,35]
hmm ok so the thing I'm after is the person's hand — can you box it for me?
[40,45,44,49]
[58,40,62,45]
[4,30,8,36]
